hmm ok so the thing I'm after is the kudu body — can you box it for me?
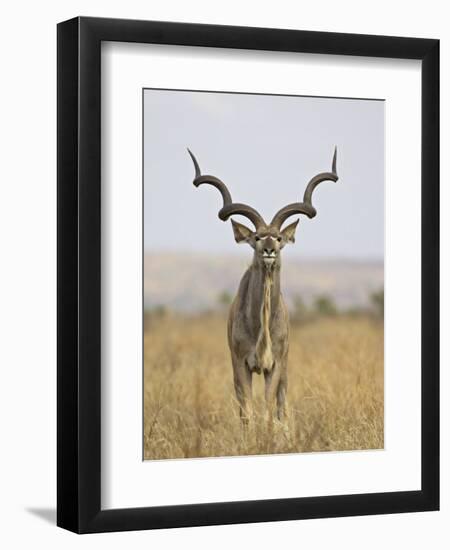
[188,148,338,423]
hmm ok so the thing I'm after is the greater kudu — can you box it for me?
[188,148,338,423]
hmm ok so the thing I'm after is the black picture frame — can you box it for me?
[57,16,439,533]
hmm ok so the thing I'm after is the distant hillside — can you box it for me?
[144,252,383,313]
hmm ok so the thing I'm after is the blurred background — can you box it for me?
[143,89,384,320]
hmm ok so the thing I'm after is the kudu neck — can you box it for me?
[248,254,282,313]
[251,253,282,280]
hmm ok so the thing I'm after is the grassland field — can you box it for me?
[144,313,384,460]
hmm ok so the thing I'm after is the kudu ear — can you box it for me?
[231,219,253,243]
[281,219,299,244]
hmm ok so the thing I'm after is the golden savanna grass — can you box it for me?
[144,314,384,459]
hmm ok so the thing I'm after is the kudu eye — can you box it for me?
[277,237,282,242]
[255,236,260,241]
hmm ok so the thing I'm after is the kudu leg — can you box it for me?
[233,365,253,426]
[276,375,288,421]
[264,368,287,422]
[263,368,280,420]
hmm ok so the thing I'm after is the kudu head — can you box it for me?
[188,148,338,269]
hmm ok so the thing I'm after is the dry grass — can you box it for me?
[143,313,384,460]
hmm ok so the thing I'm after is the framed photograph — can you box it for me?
[57,17,439,533]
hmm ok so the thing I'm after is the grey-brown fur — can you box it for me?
[227,226,293,421]
[188,148,338,423]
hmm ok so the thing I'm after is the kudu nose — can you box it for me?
[264,247,275,256]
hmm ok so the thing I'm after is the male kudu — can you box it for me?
[188,148,338,423]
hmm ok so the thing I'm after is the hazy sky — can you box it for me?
[144,89,384,260]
